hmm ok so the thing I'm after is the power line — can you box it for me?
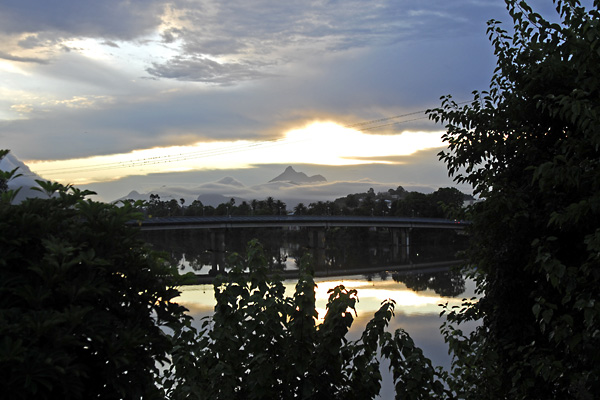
[344,110,426,128]
[35,137,301,175]
[33,104,464,176]
[359,116,430,131]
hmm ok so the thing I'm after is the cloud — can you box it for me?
[1,0,508,174]
[110,175,422,208]
[146,56,274,85]
[74,150,471,206]
[145,0,502,84]
[10,104,34,114]
[0,50,49,64]
[0,0,165,40]
[101,40,120,48]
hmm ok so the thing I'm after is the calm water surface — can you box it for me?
[176,269,478,399]
[145,226,474,398]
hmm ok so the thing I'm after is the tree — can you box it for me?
[345,193,359,209]
[428,1,600,398]
[167,198,181,216]
[275,199,287,215]
[251,197,284,215]
[393,191,435,217]
[0,150,10,193]
[0,150,22,201]
[0,175,189,399]
[184,199,204,216]
[307,200,327,215]
[266,196,275,214]
[373,198,390,216]
[430,187,465,218]
[236,200,252,215]
[147,193,168,217]
[356,195,376,216]
[294,202,308,215]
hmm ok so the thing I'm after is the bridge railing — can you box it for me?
[132,215,469,231]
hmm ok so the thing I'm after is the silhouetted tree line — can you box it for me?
[141,194,287,218]
[133,186,472,219]
[333,186,471,218]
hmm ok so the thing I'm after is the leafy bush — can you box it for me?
[429,0,600,398]
[0,174,189,399]
[162,240,447,400]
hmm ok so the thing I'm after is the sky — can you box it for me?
[0,0,541,203]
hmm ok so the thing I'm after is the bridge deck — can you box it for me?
[135,215,468,231]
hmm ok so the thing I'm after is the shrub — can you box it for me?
[0,176,189,399]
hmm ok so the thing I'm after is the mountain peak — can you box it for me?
[269,166,327,184]
[217,176,245,187]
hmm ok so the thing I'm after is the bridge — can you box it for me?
[134,215,468,275]
[136,215,467,230]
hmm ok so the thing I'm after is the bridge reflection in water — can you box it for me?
[167,217,476,394]
[137,215,469,281]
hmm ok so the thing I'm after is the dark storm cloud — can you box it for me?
[0,0,165,40]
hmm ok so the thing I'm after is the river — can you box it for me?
[142,226,475,398]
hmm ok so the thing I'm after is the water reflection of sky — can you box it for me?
[176,273,478,369]
[176,273,479,399]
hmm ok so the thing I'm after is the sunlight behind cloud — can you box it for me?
[283,122,444,165]
[0,60,27,74]
[64,38,113,60]
[28,123,445,185]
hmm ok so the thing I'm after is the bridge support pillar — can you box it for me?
[402,228,410,263]
[308,228,326,269]
[210,229,226,273]
[391,228,411,263]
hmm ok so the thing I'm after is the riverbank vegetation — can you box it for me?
[138,185,471,219]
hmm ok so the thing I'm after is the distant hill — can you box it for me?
[111,166,456,210]
[216,176,244,187]
[269,166,326,184]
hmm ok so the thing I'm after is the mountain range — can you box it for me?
[1,155,444,208]
[0,154,346,207]
[117,166,330,207]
